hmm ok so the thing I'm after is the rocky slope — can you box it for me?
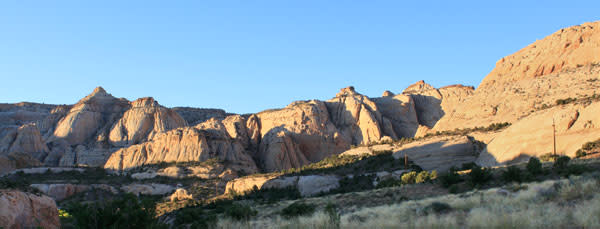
[431,21,600,132]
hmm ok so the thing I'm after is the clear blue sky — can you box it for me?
[1,1,599,114]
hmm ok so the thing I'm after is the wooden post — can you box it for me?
[404,154,408,168]
[553,118,557,156]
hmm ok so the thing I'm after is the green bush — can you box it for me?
[331,175,375,194]
[375,177,403,188]
[325,203,340,228]
[237,186,301,202]
[424,202,452,214]
[502,166,523,183]
[280,202,316,218]
[575,149,587,158]
[438,171,462,188]
[553,156,571,170]
[66,193,167,228]
[564,164,589,176]
[526,157,543,175]
[175,207,217,228]
[461,162,478,170]
[401,171,418,184]
[448,184,460,194]
[225,203,257,221]
[468,166,492,186]
[581,139,600,150]
[556,98,576,105]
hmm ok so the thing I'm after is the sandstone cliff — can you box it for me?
[432,22,600,132]
[0,190,60,229]
[477,101,600,166]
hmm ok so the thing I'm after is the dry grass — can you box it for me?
[215,172,600,228]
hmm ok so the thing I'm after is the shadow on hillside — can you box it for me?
[393,137,482,172]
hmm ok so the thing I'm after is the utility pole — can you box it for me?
[404,154,408,168]
[553,118,557,156]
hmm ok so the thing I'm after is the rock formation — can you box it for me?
[401,80,474,132]
[104,124,259,174]
[256,99,348,171]
[225,174,339,197]
[431,21,600,132]
[0,190,60,229]
[109,97,187,147]
[477,102,600,166]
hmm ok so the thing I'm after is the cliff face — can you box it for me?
[0,190,60,229]
[4,21,600,175]
[479,22,600,89]
[431,22,600,132]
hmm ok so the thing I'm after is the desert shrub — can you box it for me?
[376,177,403,188]
[280,202,316,218]
[175,207,217,228]
[424,202,453,215]
[225,203,257,221]
[438,171,462,188]
[448,184,460,194]
[415,171,437,183]
[556,98,577,105]
[238,186,301,202]
[563,164,589,176]
[325,203,340,228]
[502,166,523,183]
[401,171,418,184]
[461,162,478,170]
[581,139,600,150]
[468,166,492,186]
[66,193,166,228]
[526,157,543,175]
[576,149,587,158]
[332,175,375,194]
[540,153,559,162]
[553,156,571,170]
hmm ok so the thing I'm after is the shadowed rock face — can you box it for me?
[401,80,474,131]
[392,136,481,172]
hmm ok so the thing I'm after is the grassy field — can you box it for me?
[215,172,600,228]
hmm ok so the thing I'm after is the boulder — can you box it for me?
[169,188,193,202]
[225,174,338,197]
[121,183,175,196]
[297,175,339,197]
[0,190,60,229]
[30,183,89,201]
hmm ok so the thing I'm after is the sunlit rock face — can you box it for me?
[0,190,60,229]
[431,22,600,132]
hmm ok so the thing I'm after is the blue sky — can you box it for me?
[1,1,599,114]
